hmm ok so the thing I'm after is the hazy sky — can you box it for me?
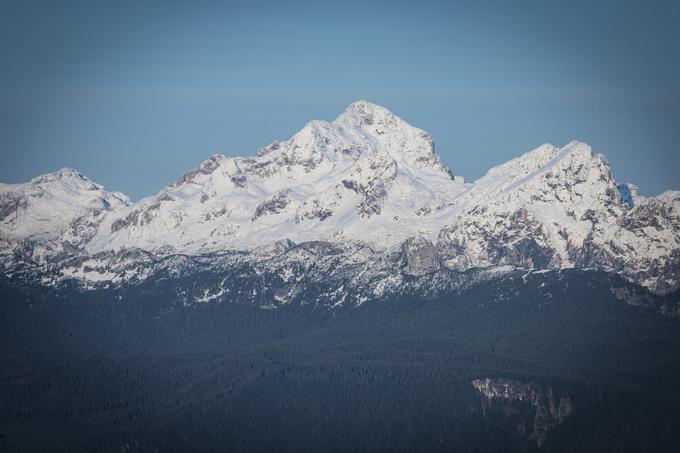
[1,0,678,199]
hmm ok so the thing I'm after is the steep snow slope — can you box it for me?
[1,101,678,295]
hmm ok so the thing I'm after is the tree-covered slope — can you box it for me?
[1,271,679,452]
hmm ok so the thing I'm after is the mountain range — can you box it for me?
[1,100,678,300]
[3,101,680,452]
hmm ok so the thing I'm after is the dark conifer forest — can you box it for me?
[1,270,680,452]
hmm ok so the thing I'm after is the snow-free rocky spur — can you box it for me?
[1,100,679,305]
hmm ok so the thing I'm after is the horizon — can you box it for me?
[6,99,660,203]
[2,0,679,199]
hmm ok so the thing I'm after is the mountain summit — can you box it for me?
[84,101,464,253]
[1,101,678,295]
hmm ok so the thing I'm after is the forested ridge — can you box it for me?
[1,270,680,452]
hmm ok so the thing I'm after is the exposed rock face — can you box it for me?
[252,190,292,220]
[575,191,680,293]
[295,199,334,223]
[401,236,440,276]
[4,230,677,317]
[0,192,27,221]
[472,377,573,446]
[340,153,398,217]
[438,207,557,270]
[171,154,227,187]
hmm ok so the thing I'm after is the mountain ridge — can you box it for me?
[1,101,678,297]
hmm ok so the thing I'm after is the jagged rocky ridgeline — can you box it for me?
[1,101,678,297]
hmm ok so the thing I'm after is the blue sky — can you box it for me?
[1,0,678,199]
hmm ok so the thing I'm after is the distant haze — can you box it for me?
[1,0,678,200]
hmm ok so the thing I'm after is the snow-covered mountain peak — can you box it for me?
[335,100,399,129]
[437,139,635,278]
[560,139,592,155]
[34,166,86,181]
[28,167,101,192]
[465,143,560,197]
[224,101,453,186]
[79,102,464,254]
[3,167,131,208]
[332,100,451,176]
[5,168,131,213]
[485,140,591,177]
[465,140,616,202]
[0,169,131,263]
